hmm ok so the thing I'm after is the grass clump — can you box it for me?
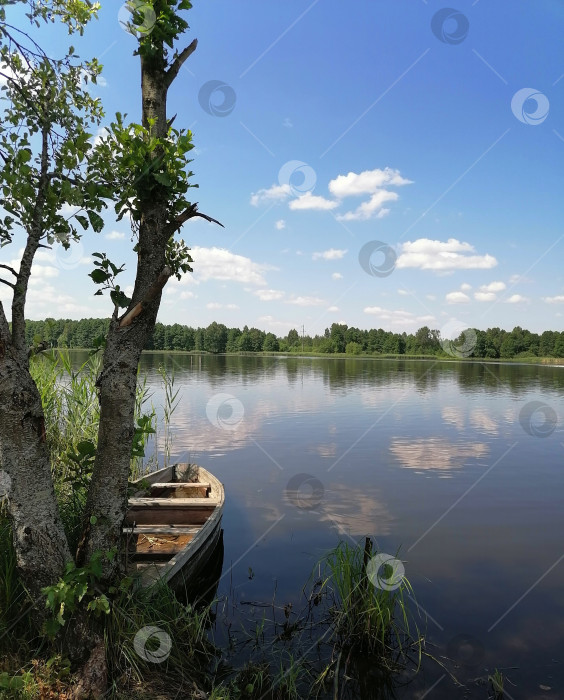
[316,538,421,666]
[488,668,504,699]
[209,657,307,700]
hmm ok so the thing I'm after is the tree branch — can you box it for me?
[164,202,223,238]
[0,300,10,345]
[0,264,18,277]
[0,278,15,290]
[46,172,80,185]
[11,124,49,355]
[118,266,172,328]
[164,39,197,89]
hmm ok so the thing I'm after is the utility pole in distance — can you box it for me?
[302,325,305,353]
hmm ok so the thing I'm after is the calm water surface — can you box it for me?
[128,354,563,698]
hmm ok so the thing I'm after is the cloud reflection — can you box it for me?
[389,437,489,475]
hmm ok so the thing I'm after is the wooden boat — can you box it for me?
[123,463,224,592]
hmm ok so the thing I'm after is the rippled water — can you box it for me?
[96,353,564,697]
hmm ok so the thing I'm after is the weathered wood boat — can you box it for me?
[123,463,224,593]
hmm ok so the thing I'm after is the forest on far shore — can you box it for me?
[24,318,564,359]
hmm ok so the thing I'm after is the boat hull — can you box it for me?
[124,464,224,594]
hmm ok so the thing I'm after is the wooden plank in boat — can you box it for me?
[150,482,211,490]
[125,506,215,526]
[123,525,201,535]
[133,551,183,562]
[128,497,217,507]
[150,483,210,498]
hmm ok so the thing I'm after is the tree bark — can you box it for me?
[76,39,177,575]
[0,124,71,603]
[0,339,71,601]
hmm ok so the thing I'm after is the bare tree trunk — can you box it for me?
[76,49,172,574]
[0,126,71,602]
[76,4,215,585]
[0,340,71,600]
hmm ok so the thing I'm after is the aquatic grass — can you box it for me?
[154,364,181,470]
[208,655,307,700]
[488,669,504,698]
[315,539,421,667]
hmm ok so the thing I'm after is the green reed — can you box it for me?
[313,539,422,672]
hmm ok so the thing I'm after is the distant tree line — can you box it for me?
[24,318,564,358]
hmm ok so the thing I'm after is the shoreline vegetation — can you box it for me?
[0,353,429,699]
[141,349,564,365]
[1,352,508,698]
[24,317,564,365]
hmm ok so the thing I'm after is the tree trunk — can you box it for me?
[76,54,171,576]
[0,342,71,601]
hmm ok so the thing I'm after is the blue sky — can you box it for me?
[2,0,564,336]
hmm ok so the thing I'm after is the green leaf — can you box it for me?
[110,289,131,309]
[87,210,104,232]
[77,441,96,456]
[154,172,172,187]
[90,269,111,284]
[90,516,97,525]
[75,214,89,230]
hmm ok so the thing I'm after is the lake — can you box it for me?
[130,353,563,698]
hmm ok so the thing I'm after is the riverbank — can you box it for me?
[138,349,564,366]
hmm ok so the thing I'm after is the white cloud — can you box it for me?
[254,289,285,301]
[426,294,437,301]
[25,280,105,318]
[328,168,412,197]
[275,219,286,230]
[328,306,339,312]
[363,306,436,327]
[180,291,195,300]
[505,294,527,303]
[5,249,61,279]
[206,302,239,310]
[460,283,472,291]
[258,315,295,331]
[250,184,291,206]
[32,265,59,278]
[336,190,399,222]
[397,238,497,271]
[312,248,347,261]
[397,289,409,296]
[190,246,273,286]
[543,295,564,304]
[332,272,343,280]
[289,193,338,211]
[446,291,471,304]
[480,281,506,293]
[474,292,496,302]
[286,296,325,307]
[509,274,523,284]
[105,230,125,240]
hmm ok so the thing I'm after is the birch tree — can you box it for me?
[0,0,104,598]
[0,0,219,687]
